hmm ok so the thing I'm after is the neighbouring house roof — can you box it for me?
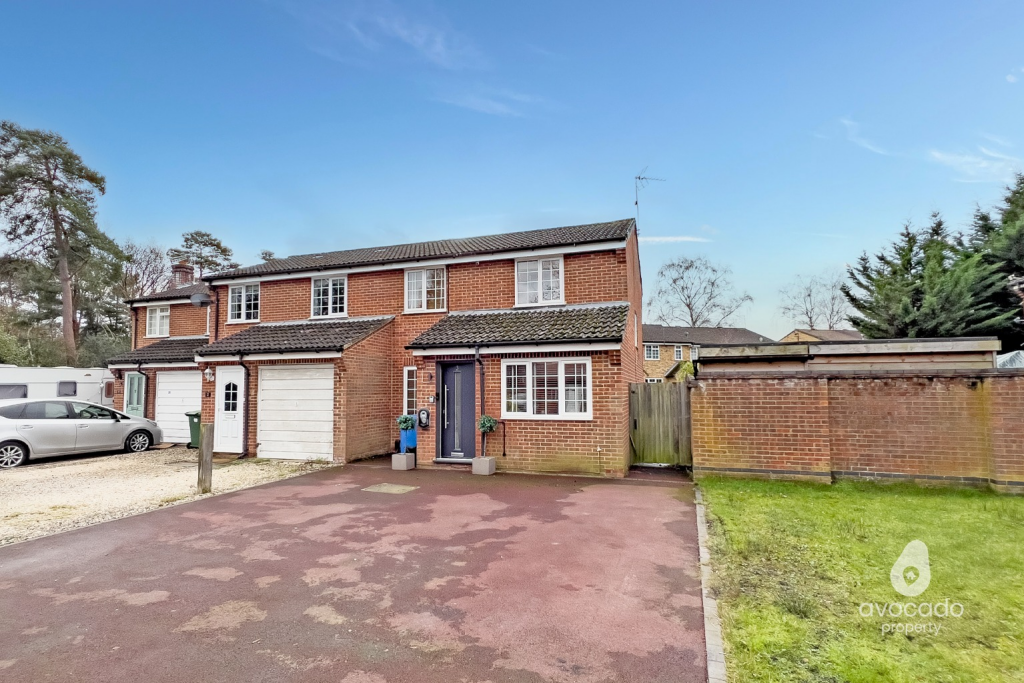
[998,350,1024,369]
[642,324,772,346]
[106,336,209,365]
[408,303,630,349]
[196,316,394,357]
[206,219,636,281]
[126,282,210,304]
[785,328,864,342]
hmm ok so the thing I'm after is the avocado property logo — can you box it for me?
[859,540,962,636]
[890,540,931,597]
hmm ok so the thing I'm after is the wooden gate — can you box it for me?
[629,382,691,466]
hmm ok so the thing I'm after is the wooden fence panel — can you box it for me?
[629,382,691,466]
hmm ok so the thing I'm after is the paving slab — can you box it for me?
[0,463,706,683]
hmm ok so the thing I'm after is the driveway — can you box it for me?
[0,461,705,683]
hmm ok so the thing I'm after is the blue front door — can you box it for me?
[440,363,475,459]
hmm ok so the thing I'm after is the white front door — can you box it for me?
[214,366,245,453]
[257,365,334,460]
[155,371,202,443]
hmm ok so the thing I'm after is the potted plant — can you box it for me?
[397,414,416,452]
[474,415,499,475]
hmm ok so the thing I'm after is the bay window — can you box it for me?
[146,306,170,337]
[228,284,260,322]
[501,358,592,420]
[405,267,446,312]
[515,256,563,306]
[312,276,347,317]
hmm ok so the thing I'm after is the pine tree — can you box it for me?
[167,231,239,277]
[0,121,119,364]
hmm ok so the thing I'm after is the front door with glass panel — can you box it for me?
[214,366,245,453]
[125,373,146,417]
[439,362,475,460]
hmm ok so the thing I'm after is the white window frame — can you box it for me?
[500,357,592,421]
[514,255,565,307]
[310,275,348,318]
[146,306,170,338]
[645,377,664,384]
[404,267,447,313]
[403,366,417,415]
[227,283,260,323]
[644,344,660,361]
[675,345,684,361]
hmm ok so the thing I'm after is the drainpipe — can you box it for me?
[212,288,220,341]
[475,345,485,457]
[238,352,250,458]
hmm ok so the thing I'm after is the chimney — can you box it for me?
[170,261,194,288]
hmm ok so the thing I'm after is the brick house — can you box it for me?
[641,324,769,382]
[108,220,645,477]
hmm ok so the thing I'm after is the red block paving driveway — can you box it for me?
[0,462,706,683]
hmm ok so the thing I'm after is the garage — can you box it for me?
[257,365,334,460]
[154,371,202,443]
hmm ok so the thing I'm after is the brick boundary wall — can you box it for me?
[689,369,1024,493]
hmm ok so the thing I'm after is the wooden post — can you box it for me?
[197,423,213,494]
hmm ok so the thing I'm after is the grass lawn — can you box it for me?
[698,478,1024,683]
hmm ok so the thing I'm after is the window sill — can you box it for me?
[145,334,170,339]
[499,414,593,422]
[512,300,565,309]
[226,319,260,325]
[403,308,447,315]
[309,313,349,320]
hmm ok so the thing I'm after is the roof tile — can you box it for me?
[197,317,393,356]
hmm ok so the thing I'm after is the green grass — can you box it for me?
[698,478,1024,683]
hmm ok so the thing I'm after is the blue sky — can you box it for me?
[2,1,1023,338]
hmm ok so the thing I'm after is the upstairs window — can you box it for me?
[516,257,563,306]
[405,267,446,312]
[312,276,347,317]
[146,306,170,337]
[644,344,660,361]
[501,358,591,420]
[675,345,684,361]
[228,284,260,322]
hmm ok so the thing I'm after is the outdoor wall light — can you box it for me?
[203,367,215,382]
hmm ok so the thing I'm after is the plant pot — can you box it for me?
[392,452,416,470]
[472,456,496,476]
[399,428,417,453]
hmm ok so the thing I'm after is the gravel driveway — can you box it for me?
[0,448,336,547]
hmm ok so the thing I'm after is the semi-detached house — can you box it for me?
[107,219,644,477]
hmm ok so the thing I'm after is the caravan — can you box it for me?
[0,366,115,406]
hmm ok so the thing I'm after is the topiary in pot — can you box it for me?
[477,415,498,459]
[396,414,415,430]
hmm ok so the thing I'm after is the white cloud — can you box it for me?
[980,132,1012,147]
[436,88,540,116]
[840,117,889,155]
[637,236,712,244]
[1008,74,1018,83]
[928,146,1021,183]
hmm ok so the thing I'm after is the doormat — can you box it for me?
[362,483,419,494]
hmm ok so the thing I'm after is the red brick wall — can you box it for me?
[691,371,1024,492]
[134,304,207,348]
[339,324,395,461]
[690,377,833,481]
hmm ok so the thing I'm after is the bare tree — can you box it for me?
[118,239,169,300]
[778,269,850,329]
[646,256,752,327]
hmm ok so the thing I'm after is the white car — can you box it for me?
[0,399,163,468]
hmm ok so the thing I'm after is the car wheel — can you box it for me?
[126,431,152,453]
[0,442,28,468]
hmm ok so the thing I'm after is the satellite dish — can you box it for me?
[190,292,212,308]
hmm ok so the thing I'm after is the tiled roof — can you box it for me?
[642,324,772,345]
[126,282,210,304]
[107,336,209,365]
[197,316,393,356]
[789,328,864,342]
[408,303,629,348]
[207,219,635,280]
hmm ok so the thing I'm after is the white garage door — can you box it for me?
[155,371,202,443]
[257,365,334,460]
